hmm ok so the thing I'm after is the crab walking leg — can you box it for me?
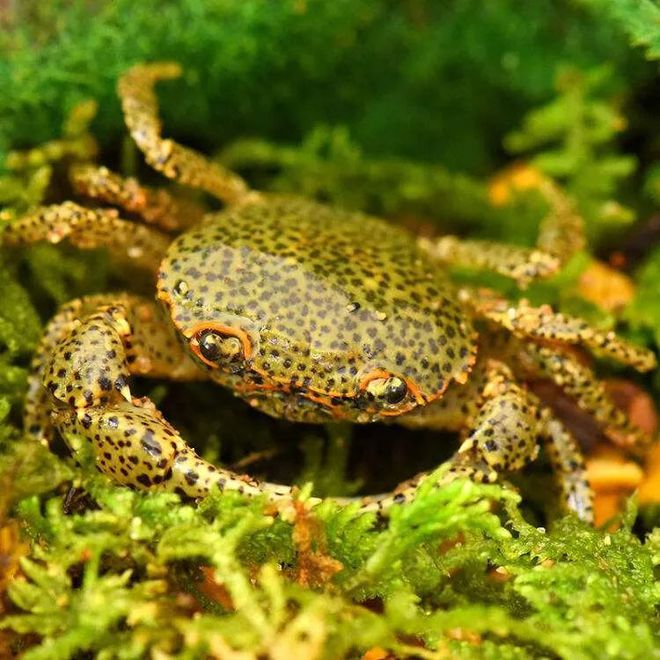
[54,398,299,501]
[117,63,257,206]
[449,361,541,477]
[520,341,652,451]
[25,294,202,444]
[452,395,594,521]
[2,201,171,271]
[418,236,561,288]
[418,178,584,288]
[467,292,657,372]
[25,302,81,445]
[540,409,594,523]
[70,164,205,232]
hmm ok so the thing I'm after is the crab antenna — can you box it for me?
[117,62,255,206]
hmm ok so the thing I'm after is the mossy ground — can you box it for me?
[0,1,659,658]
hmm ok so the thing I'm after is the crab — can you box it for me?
[3,63,656,522]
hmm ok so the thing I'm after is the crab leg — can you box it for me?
[2,201,171,272]
[449,361,542,477]
[70,164,205,232]
[31,295,300,503]
[519,341,653,452]
[360,361,594,522]
[55,398,297,501]
[418,236,561,288]
[466,292,654,447]
[541,410,593,522]
[25,294,201,444]
[419,177,584,287]
[467,292,657,372]
[117,63,258,207]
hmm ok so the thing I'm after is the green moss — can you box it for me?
[578,0,660,60]
[626,248,660,350]
[1,446,658,658]
[0,0,654,172]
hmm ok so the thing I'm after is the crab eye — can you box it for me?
[383,377,408,404]
[364,375,408,405]
[184,323,254,368]
[198,330,243,363]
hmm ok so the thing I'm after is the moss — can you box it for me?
[1,1,660,657]
[1,446,658,657]
[0,0,654,172]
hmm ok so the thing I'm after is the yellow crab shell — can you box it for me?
[157,195,477,422]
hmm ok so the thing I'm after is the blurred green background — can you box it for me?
[1,0,657,172]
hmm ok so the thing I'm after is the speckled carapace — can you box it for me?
[3,63,657,523]
[157,196,476,423]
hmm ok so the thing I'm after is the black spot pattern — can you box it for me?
[158,196,476,422]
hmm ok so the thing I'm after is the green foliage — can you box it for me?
[505,67,636,241]
[0,258,41,406]
[625,247,660,350]
[0,0,654,173]
[219,125,498,234]
[220,68,642,252]
[579,0,660,60]
[644,164,660,205]
[1,449,659,658]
